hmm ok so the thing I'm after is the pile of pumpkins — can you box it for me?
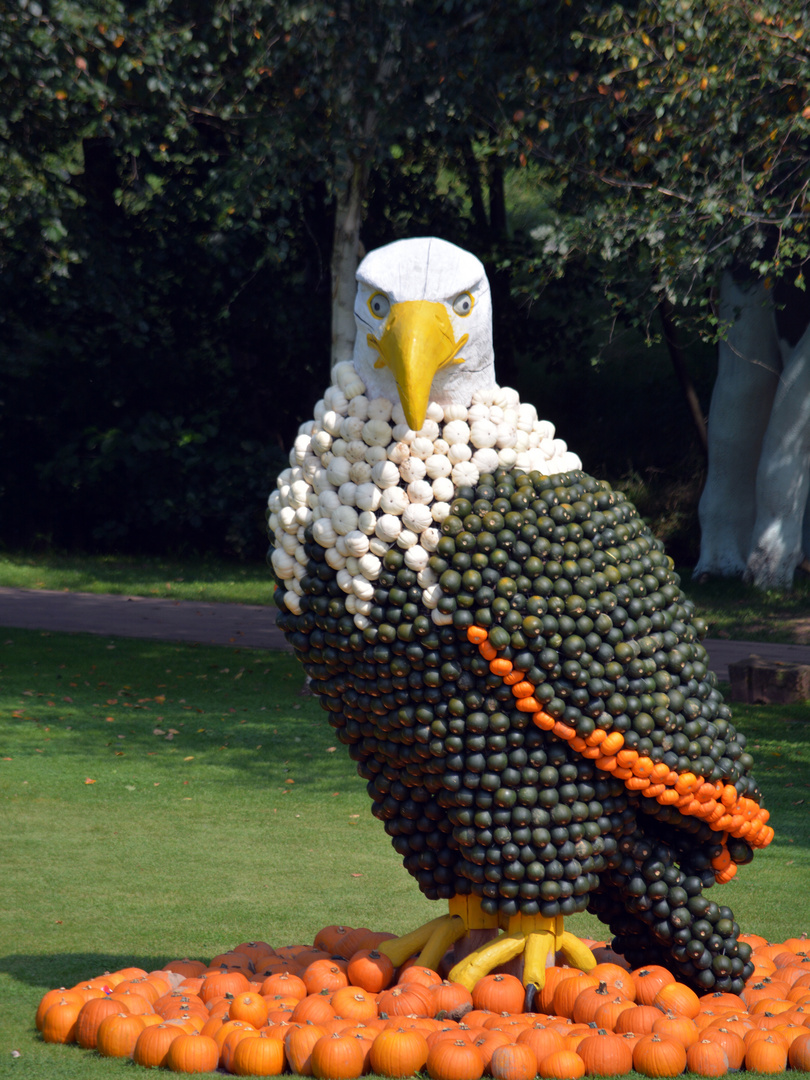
[36,925,810,1077]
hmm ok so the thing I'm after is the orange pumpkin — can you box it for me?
[489,1043,538,1080]
[377,983,433,1017]
[40,998,83,1044]
[516,1023,566,1067]
[229,991,270,1028]
[285,1022,327,1075]
[550,973,598,1019]
[698,1026,746,1069]
[165,1032,220,1073]
[311,1032,366,1079]
[429,980,474,1020]
[199,969,251,1003]
[330,985,378,1022]
[231,1032,287,1076]
[132,1023,182,1068]
[370,1027,430,1077]
[653,981,700,1019]
[95,1012,147,1058]
[291,992,338,1025]
[75,996,126,1049]
[685,1039,730,1077]
[346,949,395,993]
[426,1038,484,1080]
[538,1049,587,1079]
[261,971,308,1000]
[632,1033,687,1077]
[631,966,675,1006]
[302,960,350,996]
[788,1031,810,1071]
[651,1012,699,1048]
[576,1032,633,1076]
[744,1034,788,1074]
[471,973,525,1016]
[35,988,85,1031]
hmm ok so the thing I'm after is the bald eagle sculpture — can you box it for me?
[268,238,771,998]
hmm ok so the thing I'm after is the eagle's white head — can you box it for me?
[352,237,496,431]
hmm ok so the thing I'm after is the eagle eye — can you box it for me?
[452,292,474,317]
[368,292,390,319]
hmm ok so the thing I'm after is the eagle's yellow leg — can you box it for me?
[449,911,597,992]
[378,897,597,993]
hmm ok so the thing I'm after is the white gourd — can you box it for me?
[355,482,382,511]
[347,394,369,419]
[326,456,351,487]
[375,514,402,542]
[350,461,372,484]
[338,481,358,506]
[421,527,441,551]
[432,476,454,502]
[380,487,409,515]
[312,517,337,548]
[407,479,433,504]
[402,503,432,533]
[404,545,429,571]
[399,457,427,483]
[344,530,370,557]
[371,460,400,489]
[331,505,359,535]
[368,398,393,422]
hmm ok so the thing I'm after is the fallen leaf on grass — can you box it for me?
[153,728,165,735]
[326,746,336,753]
[183,756,194,762]
[351,873,363,878]
[84,778,96,784]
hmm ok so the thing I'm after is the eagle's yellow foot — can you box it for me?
[377,912,467,970]
[448,910,597,993]
[377,897,597,999]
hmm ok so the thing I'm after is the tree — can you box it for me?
[503,0,810,588]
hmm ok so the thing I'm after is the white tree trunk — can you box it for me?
[745,318,810,589]
[695,274,780,577]
[330,158,366,369]
[696,272,810,589]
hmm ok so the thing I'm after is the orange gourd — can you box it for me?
[231,1032,287,1076]
[632,1033,687,1077]
[489,1042,538,1080]
[75,996,125,1049]
[370,1027,430,1077]
[426,1038,484,1080]
[132,1023,182,1068]
[685,1039,730,1077]
[538,1049,587,1079]
[40,998,82,1044]
[165,1032,220,1073]
[95,1012,147,1057]
[576,1032,634,1076]
[472,973,525,1015]
[311,1032,366,1079]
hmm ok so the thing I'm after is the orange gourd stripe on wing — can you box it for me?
[464,624,774,879]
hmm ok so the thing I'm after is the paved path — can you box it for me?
[2,585,810,682]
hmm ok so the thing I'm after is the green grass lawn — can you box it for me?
[0,552,275,607]
[2,628,809,1076]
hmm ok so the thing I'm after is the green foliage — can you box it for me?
[507,0,810,332]
[3,0,807,560]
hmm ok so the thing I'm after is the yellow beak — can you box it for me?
[367,300,467,431]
